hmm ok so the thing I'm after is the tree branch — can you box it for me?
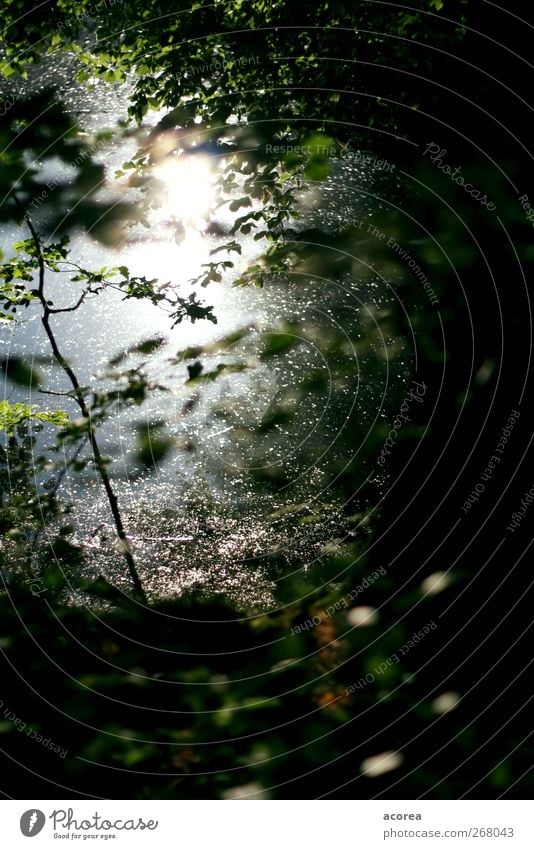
[13,195,147,603]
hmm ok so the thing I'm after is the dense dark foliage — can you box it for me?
[0,0,533,798]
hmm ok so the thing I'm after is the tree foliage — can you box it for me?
[0,0,533,800]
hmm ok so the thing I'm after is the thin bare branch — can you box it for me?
[12,194,147,604]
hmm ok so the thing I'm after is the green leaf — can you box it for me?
[133,336,166,356]
[33,409,70,429]
[303,158,331,182]
[186,362,248,385]
[257,408,294,432]
[0,357,41,388]
[0,401,69,435]
[187,361,203,381]
[229,197,252,212]
[260,330,299,358]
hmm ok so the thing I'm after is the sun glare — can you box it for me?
[153,154,214,227]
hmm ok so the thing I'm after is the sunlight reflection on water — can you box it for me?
[1,56,407,608]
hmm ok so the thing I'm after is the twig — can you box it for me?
[37,389,76,398]
[12,194,147,603]
[48,290,91,314]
